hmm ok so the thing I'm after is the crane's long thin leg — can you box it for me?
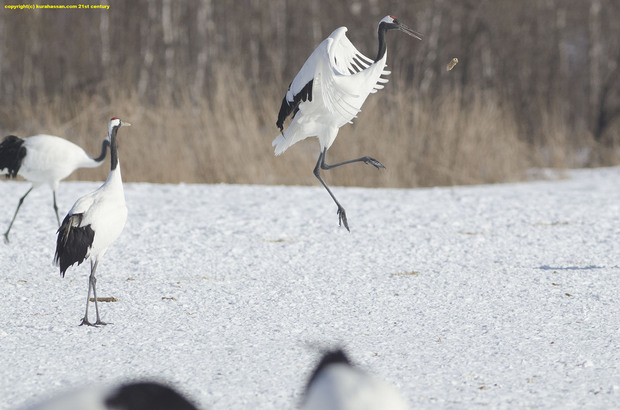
[321,154,385,171]
[3,187,33,243]
[90,260,107,326]
[314,149,350,232]
[313,149,386,231]
[80,264,94,326]
[52,190,60,227]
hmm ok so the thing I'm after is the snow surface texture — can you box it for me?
[1,167,619,409]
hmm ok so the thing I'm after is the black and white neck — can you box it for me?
[375,15,423,62]
[109,123,120,172]
[106,117,130,172]
[92,138,110,163]
[375,22,391,62]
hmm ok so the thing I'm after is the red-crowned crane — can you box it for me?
[54,117,130,327]
[0,132,110,242]
[274,16,422,231]
[302,349,409,410]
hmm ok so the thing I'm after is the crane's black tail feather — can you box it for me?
[0,135,26,178]
[54,213,94,277]
[276,80,313,131]
[105,382,199,410]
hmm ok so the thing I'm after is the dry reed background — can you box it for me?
[1,1,618,188]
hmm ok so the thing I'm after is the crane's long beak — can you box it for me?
[399,23,423,40]
[121,121,131,127]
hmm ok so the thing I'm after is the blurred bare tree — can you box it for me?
[0,0,619,184]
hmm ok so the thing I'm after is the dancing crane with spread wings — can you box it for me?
[274,15,422,231]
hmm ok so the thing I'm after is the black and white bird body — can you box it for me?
[274,15,422,231]
[25,381,198,410]
[0,132,109,242]
[54,117,130,327]
[302,349,409,410]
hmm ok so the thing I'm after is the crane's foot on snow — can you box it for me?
[3,233,9,244]
[363,157,385,170]
[79,317,107,327]
[337,206,350,232]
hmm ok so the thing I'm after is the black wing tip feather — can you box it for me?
[105,381,199,410]
[276,80,313,131]
[305,349,351,393]
[276,96,290,132]
[0,135,26,178]
[54,214,94,277]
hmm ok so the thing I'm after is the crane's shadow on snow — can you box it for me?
[537,265,607,271]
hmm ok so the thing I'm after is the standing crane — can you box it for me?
[273,16,422,231]
[0,132,110,242]
[302,349,409,410]
[54,117,130,327]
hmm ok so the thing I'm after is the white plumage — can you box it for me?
[273,27,389,155]
[274,16,422,231]
[19,135,106,187]
[0,133,109,242]
[54,117,130,327]
[62,163,127,263]
[302,350,409,410]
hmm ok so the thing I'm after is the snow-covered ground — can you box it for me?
[1,167,619,409]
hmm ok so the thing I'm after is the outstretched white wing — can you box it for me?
[279,27,390,128]
[318,27,390,126]
[327,27,375,75]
